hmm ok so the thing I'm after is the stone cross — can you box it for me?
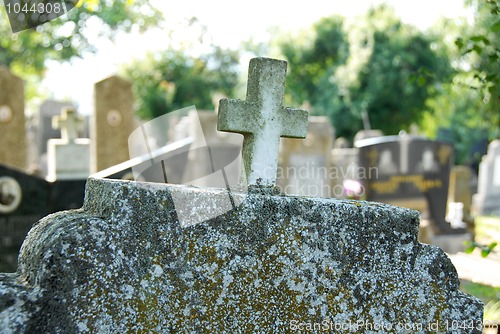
[217,57,308,187]
[52,107,83,144]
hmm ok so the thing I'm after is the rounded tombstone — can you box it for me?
[0,176,22,214]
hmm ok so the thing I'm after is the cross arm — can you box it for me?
[280,107,309,138]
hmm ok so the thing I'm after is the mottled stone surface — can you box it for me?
[1,178,482,333]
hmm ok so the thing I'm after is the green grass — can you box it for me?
[475,216,500,246]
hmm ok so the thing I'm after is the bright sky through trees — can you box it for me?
[40,0,472,115]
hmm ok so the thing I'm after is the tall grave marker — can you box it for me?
[0,67,26,170]
[447,166,474,231]
[92,75,134,172]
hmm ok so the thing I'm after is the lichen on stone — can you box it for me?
[0,177,483,333]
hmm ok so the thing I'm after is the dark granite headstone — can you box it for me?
[468,137,488,175]
[356,136,457,234]
[0,163,86,272]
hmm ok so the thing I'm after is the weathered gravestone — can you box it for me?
[47,107,91,181]
[356,135,473,253]
[92,75,134,173]
[278,116,334,198]
[183,109,243,188]
[473,139,500,216]
[0,58,482,333]
[0,67,27,170]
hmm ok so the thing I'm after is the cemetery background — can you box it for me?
[0,0,498,330]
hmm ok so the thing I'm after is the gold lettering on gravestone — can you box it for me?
[371,179,400,194]
[370,175,442,194]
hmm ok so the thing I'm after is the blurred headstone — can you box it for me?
[37,100,77,156]
[357,135,471,252]
[473,140,500,216]
[0,67,26,170]
[447,166,475,233]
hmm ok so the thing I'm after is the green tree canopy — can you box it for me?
[279,5,452,139]
[417,0,499,166]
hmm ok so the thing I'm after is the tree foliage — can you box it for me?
[455,0,500,132]
[122,47,240,119]
[279,5,452,139]
[418,0,499,166]
[0,0,162,76]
